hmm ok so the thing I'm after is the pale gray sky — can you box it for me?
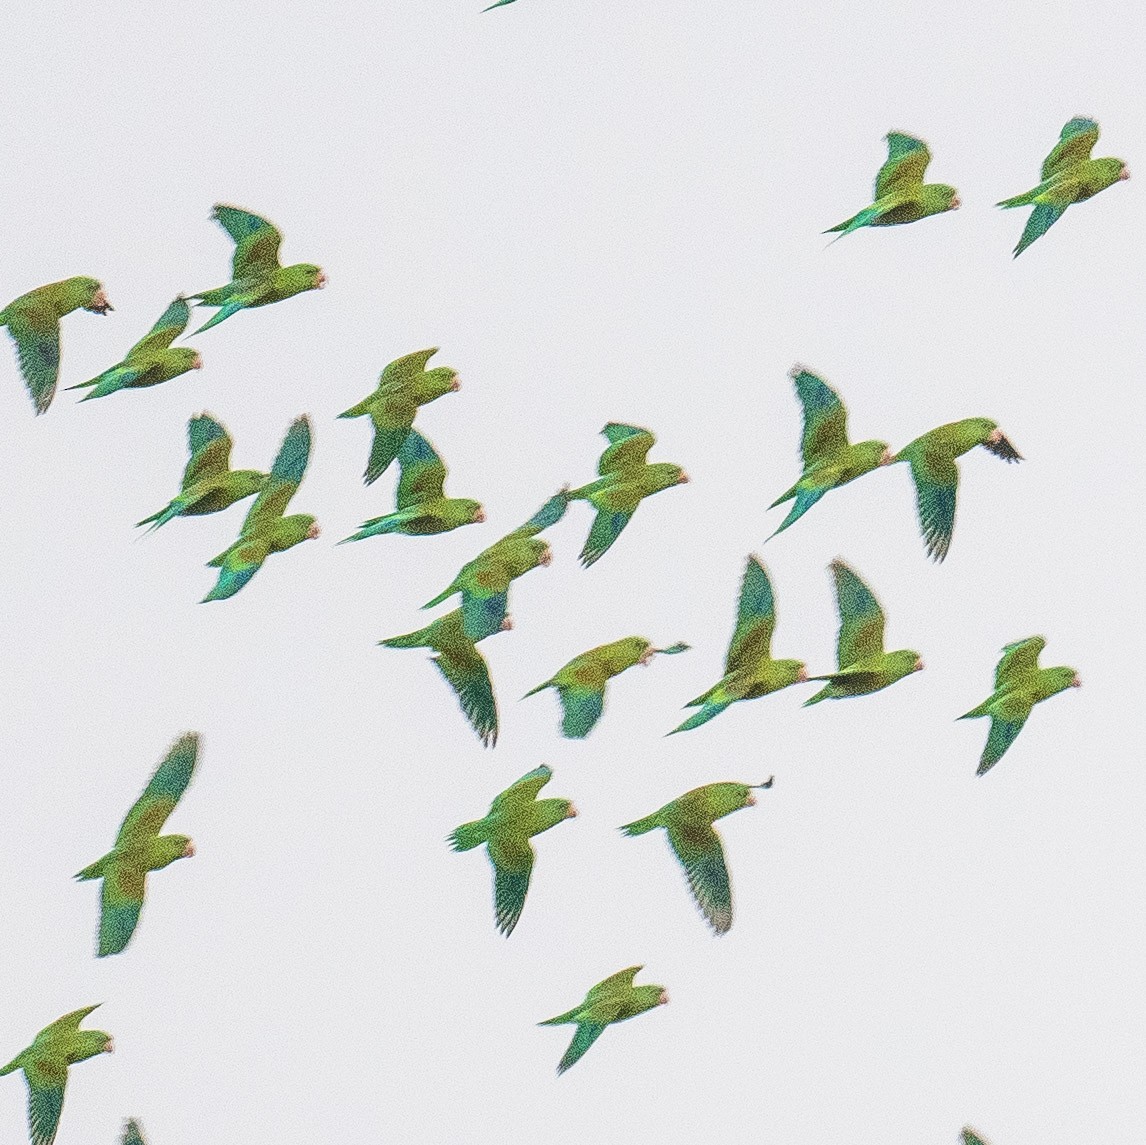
[0,2,1141,1142]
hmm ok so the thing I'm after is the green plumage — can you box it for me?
[75,732,199,956]
[804,560,923,704]
[339,429,484,543]
[825,132,960,240]
[525,636,689,738]
[422,489,569,640]
[961,1129,989,1145]
[448,765,576,935]
[380,608,507,747]
[338,348,461,485]
[767,366,892,539]
[0,1005,114,1145]
[959,635,1080,775]
[188,204,326,332]
[539,966,668,1074]
[565,423,689,566]
[620,779,771,934]
[136,412,269,532]
[201,415,319,602]
[66,296,200,401]
[670,555,808,734]
[0,276,112,414]
[997,118,1129,256]
[893,417,1022,560]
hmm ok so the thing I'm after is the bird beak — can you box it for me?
[307,523,321,539]
[539,546,552,567]
[566,803,578,818]
[657,991,669,1005]
[474,507,486,522]
[950,195,961,209]
[639,649,655,666]
[315,271,328,288]
[677,472,690,484]
[1071,674,1082,687]
[987,428,1004,444]
[89,289,113,314]
[500,616,514,631]
[879,448,894,466]
[1120,166,1131,181]
[449,376,462,392]
[797,665,808,682]
[191,353,204,370]
[914,657,925,672]
[745,794,757,806]
[104,1039,115,1053]
[184,840,196,857]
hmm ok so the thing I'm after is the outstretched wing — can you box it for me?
[242,415,311,532]
[98,861,146,956]
[586,965,644,1000]
[1012,201,1068,257]
[875,132,932,198]
[961,1128,989,1145]
[490,765,553,814]
[1041,117,1100,180]
[182,412,233,488]
[977,694,1033,776]
[487,834,536,936]
[23,1053,68,1145]
[725,555,776,673]
[994,635,1045,691]
[395,430,448,508]
[830,560,885,667]
[127,297,190,358]
[666,818,732,934]
[212,204,283,279]
[434,639,499,748]
[122,1120,148,1145]
[380,347,439,387]
[901,436,960,562]
[790,367,848,466]
[555,678,607,738]
[5,306,61,415]
[597,423,655,476]
[38,1005,102,1039]
[116,732,199,845]
[515,488,570,538]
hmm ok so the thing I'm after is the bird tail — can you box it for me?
[802,685,833,707]
[521,679,554,699]
[64,372,107,391]
[337,514,399,544]
[447,820,488,852]
[958,700,991,720]
[995,185,1044,209]
[191,299,244,335]
[421,582,458,610]
[378,626,431,650]
[0,1054,22,1076]
[538,1007,581,1026]
[619,812,662,837]
[666,700,731,735]
[135,500,184,532]
[74,855,110,881]
[337,398,372,419]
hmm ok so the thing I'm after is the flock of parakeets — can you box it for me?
[0,114,1123,1145]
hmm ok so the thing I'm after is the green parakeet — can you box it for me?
[959,635,1080,775]
[0,276,113,414]
[65,297,200,401]
[893,417,1022,561]
[768,365,892,539]
[669,555,808,734]
[188,204,326,333]
[620,779,772,934]
[0,1006,114,1145]
[338,348,461,485]
[201,415,319,602]
[523,637,690,738]
[121,1121,147,1145]
[75,732,198,956]
[961,1129,990,1145]
[339,429,484,543]
[539,966,668,1075]
[997,117,1129,256]
[565,423,689,567]
[380,608,509,747]
[804,559,923,704]
[422,489,569,640]
[448,764,577,935]
[136,412,269,532]
[825,131,960,240]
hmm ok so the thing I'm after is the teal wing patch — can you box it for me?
[830,560,885,667]
[6,312,61,415]
[434,642,499,747]
[791,368,848,465]
[117,731,199,844]
[128,297,190,358]
[725,555,776,673]
[580,508,633,567]
[243,415,311,531]
[875,132,932,198]
[1041,117,1100,180]
[395,430,448,508]
[488,835,535,936]
[666,819,733,935]
[212,204,283,278]
[994,636,1045,691]
[1013,202,1068,257]
[98,865,145,956]
[905,443,959,562]
[556,685,606,738]
[597,423,655,476]
[182,413,233,487]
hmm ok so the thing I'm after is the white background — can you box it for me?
[0,2,1141,1142]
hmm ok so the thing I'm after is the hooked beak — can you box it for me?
[500,616,514,632]
[183,840,196,857]
[913,657,925,672]
[797,665,808,682]
[987,427,1004,444]
[1120,166,1131,181]
[677,472,690,484]
[103,1038,115,1053]
[449,375,461,392]
[473,506,486,522]
[1071,674,1082,687]
[191,353,204,370]
[539,546,553,567]
[306,523,321,540]
[949,195,961,209]
[745,793,757,806]
[565,803,578,818]
[879,447,894,466]
[657,991,669,1006]
[89,289,113,314]
[639,648,655,666]
[315,271,328,288]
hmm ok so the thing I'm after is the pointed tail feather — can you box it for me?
[667,700,731,735]
[447,820,488,851]
[74,856,109,881]
[619,812,663,836]
[521,679,553,699]
[958,700,991,720]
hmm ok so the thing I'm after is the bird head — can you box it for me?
[191,353,204,370]
[85,284,114,314]
[1119,165,1131,181]
[500,615,514,632]
[564,802,578,819]
[306,522,321,540]
[472,504,486,523]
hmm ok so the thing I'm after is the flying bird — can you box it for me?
[448,765,577,935]
[959,635,1080,775]
[893,417,1022,561]
[379,608,509,747]
[540,966,668,1075]
[804,559,923,705]
[961,1130,990,1145]
[201,415,319,602]
[422,489,569,640]
[66,296,200,401]
[997,117,1129,256]
[339,430,484,543]
[188,204,325,333]
[136,412,269,532]
[524,637,689,738]
[0,276,112,414]
[565,423,688,567]
[122,1121,148,1145]
[0,1006,114,1145]
[824,131,960,241]
[338,348,461,484]
[620,779,772,934]
[74,732,199,956]
[669,556,808,734]
[767,365,892,539]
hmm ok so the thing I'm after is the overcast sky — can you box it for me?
[0,2,1141,1143]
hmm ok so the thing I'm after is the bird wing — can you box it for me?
[874,132,932,198]
[555,1014,617,1074]
[379,347,439,386]
[23,1053,68,1145]
[791,368,849,465]
[395,430,448,508]
[490,765,553,814]
[1012,202,1069,257]
[122,1120,148,1145]
[977,693,1034,776]
[38,1006,102,1039]
[5,305,61,415]
[487,833,536,936]
[666,817,732,934]
[212,204,283,278]
[241,415,311,532]
[433,636,499,747]
[724,555,776,673]
[901,436,960,562]
[961,1129,989,1145]
[116,732,199,845]
[830,560,885,667]
[201,536,269,602]
[513,488,571,538]
[98,860,146,956]
[555,680,607,738]
[993,636,1045,691]
[126,297,190,358]
[597,423,655,476]
[458,556,514,641]
[586,965,644,1000]
[182,413,233,488]
[1041,117,1100,180]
